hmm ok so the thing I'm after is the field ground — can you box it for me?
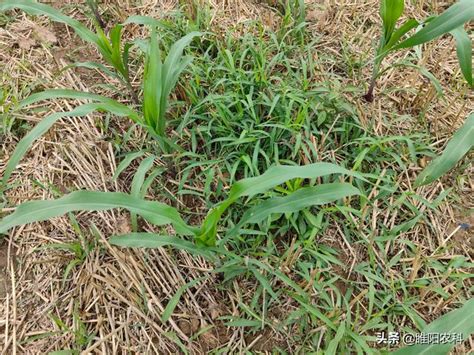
[0,0,473,353]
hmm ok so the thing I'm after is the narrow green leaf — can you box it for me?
[229,183,361,235]
[161,277,205,323]
[18,89,140,121]
[0,191,195,236]
[380,0,405,42]
[2,100,141,191]
[415,113,474,187]
[392,298,474,355]
[451,26,473,87]
[130,156,155,231]
[383,19,419,51]
[249,267,278,299]
[224,319,261,327]
[109,233,213,259]
[18,89,108,108]
[326,320,346,355]
[199,163,366,245]
[1,104,95,190]
[131,157,155,197]
[112,151,145,181]
[0,0,97,44]
[395,1,474,49]
[143,28,163,132]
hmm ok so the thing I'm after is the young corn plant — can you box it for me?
[0,162,365,249]
[0,0,200,145]
[143,29,201,151]
[365,0,474,101]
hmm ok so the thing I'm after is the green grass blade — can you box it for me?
[249,267,278,299]
[451,26,473,87]
[392,298,474,355]
[326,320,346,355]
[130,156,155,231]
[380,0,405,42]
[395,0,474,49]
[229,183,361,235]
[415,113,474,187]
[161,277,205,323]
[0,0,97,44]
[112,151,145,181]
[109,233,213,259]
[1,104,96,191]
[0,191,195,236]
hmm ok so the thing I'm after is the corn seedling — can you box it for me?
[365,0,474,101]
[0,162,365,248]
[143,29,201,150]
[0,0,200,144]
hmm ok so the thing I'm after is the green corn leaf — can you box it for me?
[383,19,419,51]
[0,1,131,79]
[131,156,155,197]
[130,156,155,231]
[109,24,128,78]
[18,89,109,108]
[451,26,473,87]
[0,0,97,44]
[395,0,474,50]
[228,183,361,236]
[143,30,200,137]
[2,98,141,191]
[109,233,214,259]
[392,298,474,355]
[143,28,163,132]
[380,0,405,42]
[199,163,367,245]
[1,104,96,190]
[0,191,195,236]
[415,113,474,187]
[95,26,113,63]
[17,89,140,121]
